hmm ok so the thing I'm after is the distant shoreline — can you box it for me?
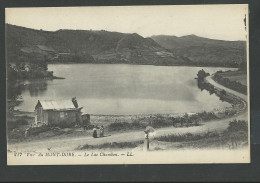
[13,73,246,118]
[48,62,239,69]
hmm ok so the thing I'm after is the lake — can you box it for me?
[15,64,236,115]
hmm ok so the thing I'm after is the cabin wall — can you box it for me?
[82,114,91,125]
[43,111,48,124]
[47,110,77,127]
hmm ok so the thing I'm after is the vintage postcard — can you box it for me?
[6,4,250,165]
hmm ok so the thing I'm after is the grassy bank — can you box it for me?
[213,70,247,95]
[107,111,219,132]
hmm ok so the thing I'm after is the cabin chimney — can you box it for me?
[72,97,78,108]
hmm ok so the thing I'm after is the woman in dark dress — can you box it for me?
[93,126,97,138]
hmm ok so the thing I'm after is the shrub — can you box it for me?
[149,118,171,128]
[195,111,218,121]
[131,120,145,128]
[197,69,210,80]
[227,120,248,132]
[108,122,131,131]
[108,120,147,131]
[26,125,50,136]
[107,111,218,132]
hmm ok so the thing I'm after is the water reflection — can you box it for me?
[8,79,48,101]
[23,80,48,97]
[14,64,236,114]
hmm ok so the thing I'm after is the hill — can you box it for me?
[151,35,247,67]
[6,24,185,66]
[6,24,247,72]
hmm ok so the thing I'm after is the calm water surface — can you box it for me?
[16,64,236,115]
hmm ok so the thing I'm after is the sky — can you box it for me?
[6,4,248,41]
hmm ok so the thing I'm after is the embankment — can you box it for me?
[212,70,247,95]
[197,69,247,117]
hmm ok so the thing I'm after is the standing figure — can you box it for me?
[100,125,104,137]
[143,126,155,151]
[144,130,149,151]
[93,126,97,138]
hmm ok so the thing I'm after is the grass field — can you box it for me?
[217,70,247,86]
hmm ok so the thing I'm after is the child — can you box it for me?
[100,125,104,137]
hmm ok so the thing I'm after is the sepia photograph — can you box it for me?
[6,4,250,165]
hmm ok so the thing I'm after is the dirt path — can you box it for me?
[8,75,248,153]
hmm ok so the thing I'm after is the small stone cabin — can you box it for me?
[34,98,82,127]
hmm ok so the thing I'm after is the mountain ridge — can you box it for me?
[6,24,186,66]
[151,35,246,67]
[6,24,246,68]
[151,34,245,41]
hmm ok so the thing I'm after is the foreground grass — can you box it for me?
[155,131,220,143]
[155,119,248,149]
[77,120,248,150]
[76,141,143,150]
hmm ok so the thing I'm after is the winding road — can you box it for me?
[205,75,248,102]
[8,75,248,153]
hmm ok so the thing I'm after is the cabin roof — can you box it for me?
[36,100,76,110]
